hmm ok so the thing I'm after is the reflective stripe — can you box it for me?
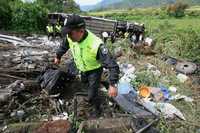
[47,26,53,33]
[55,25,61,32]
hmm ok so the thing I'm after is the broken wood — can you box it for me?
[0,69,41,79]
[0,73,26,80]
[2,122,42,133]
[0,42,16,51]
[35,120,71,133]
[0,80,41,104]
[77,117,136,133]
[136,118,159,133]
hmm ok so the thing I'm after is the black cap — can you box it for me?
[62,14,85,35]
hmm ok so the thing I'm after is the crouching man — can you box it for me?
[54,14,120,116]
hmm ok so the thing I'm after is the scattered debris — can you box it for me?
[114,47,123,58]
[117,82,134,95]
[177,73,189,83]
[77,117,159,133]
[145,63,161,77]
[144,37,154,47]
[0,32,197,132]
[35,120,71,133]
[114,89,154,118]
[119,63,136,82]
[0,34,30,46]
[138,85,151,98]
[165,57,177,65]
[170,94,194,102]
[52,112,69,121]
[139,99,186,120]
[159,85,170,100]
[149,87,165,101]
[176,61,197,74]
[77,117,135,133]
[37,67,75,95]
[168,86,177,93]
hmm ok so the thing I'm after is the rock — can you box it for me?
[35,120,71,133]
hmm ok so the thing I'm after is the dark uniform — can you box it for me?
[56,30,119,112]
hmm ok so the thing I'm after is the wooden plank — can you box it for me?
[77,117,136,133]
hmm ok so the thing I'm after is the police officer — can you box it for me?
[55,21,62,37]
[46,24,54,39]
[54,14,119,116]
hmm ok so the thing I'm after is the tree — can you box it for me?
[10,0,48,32]
[36,0,80,13]
[63,0,80,13]
[0,0,12,29]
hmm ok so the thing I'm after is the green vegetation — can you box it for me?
[88,6,200,62]
[0,0,80,33]
[37,0,80,13]
[0,0,12,29]
[9,0,48,33]
[107,38,199,132]
[92,0,200,11]
[166,1,189,17]
[89,6,200,132]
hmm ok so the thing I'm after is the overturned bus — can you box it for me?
[47,13,146,45]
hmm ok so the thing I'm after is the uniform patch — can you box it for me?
[101,45,108,55]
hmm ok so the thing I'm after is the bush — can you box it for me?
[166,1,189,18]
[37,0,80,13]
[155,28,200,62]
[7,0,80,33]
[10,1,48,33]
[0,0,12,29]
[186,10,200,17]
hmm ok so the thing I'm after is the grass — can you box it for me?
[110,39,200,132]
[186,5,200,11]
[88,7,200,62]
[88,7,200,132]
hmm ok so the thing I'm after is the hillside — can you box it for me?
[81,0,200,11]
[81,0,122,11]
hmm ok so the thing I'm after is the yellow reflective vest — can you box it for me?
[55,25,61,32]
[47,25,53,33]
[68,30,102,72]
